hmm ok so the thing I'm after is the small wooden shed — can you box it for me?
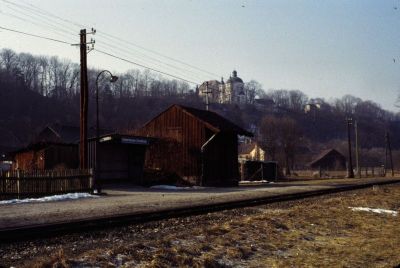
[137,104,252,186]
[12,142,78,170]
[88,134,151,183]
[309,149,346,171]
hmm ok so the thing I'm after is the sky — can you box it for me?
[0,0,399,110]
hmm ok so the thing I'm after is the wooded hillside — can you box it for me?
[1,48,399,167]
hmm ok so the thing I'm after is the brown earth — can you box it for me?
[1,183,399,267]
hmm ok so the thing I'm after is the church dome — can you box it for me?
[226,70,243,83]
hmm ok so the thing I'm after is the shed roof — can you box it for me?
[11,142,77,155]
[177,105,252,136]
[309,149,345,166]
[88,133,153,145]
[35,123,113,144]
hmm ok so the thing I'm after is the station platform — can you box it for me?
[0,177,399,236]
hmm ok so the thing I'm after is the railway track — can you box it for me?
[0,179,399,243]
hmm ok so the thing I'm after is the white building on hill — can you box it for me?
[198,70,246,105]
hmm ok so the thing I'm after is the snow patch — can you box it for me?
[240,180,275,184]
[349,207,398,216]
[240,180,269,183]
[0,193,98,205]
[150,185,206,190]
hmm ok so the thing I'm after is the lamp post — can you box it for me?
[94,70,118,192]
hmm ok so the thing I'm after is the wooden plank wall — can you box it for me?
[140,106,208,182]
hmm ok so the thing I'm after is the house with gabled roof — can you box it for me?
[309,149,346,171]
[136,104,252,186]
[238,142,266,162]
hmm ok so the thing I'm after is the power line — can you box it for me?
[1,2,77,37]
[9,0,220,79]
[95,49,200,85]
[11,0,85,28]
[96,43,205,83]
[95,40,208,82]
[1,0,81,31]
[0,10,76,43]
[0,24,199,85]
[2,0,209,81]
[97,32,221,78]
[0,25,72,45]
[2,1,217,84]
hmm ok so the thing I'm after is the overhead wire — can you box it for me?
[11,0,85,28]
[1,2,77,38]
[97,32,221,78]
[2,0,207,81]
[11,0,221,79]
[95,49,200,85]
[96,43,205,83]
[0,25,72,45]
[1,0,220,85]
[0,24,201,85]
[0,13,76,46]
[1,0,81,31]
[95,38,209,82]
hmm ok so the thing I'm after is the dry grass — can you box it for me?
[1,184,399,267]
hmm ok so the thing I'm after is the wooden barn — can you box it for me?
[137,104,252,186]
[12,142,78,170]
[309,149,346,171]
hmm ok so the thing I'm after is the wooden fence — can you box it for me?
[292,166,387,179]
[0,169,93,200]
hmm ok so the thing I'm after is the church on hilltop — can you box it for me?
[198,70,246,105]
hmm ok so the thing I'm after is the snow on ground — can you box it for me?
[240,180,274,184]
[150,185,206,191]
[240,180,269,183]
[349,207,398,216]
[0,193,98,205]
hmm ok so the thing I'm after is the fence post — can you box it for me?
[17,169,20,199]
[261,163,264,181]
[89,168,94,192]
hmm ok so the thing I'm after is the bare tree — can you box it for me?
[244,80,263,104]
[260,115,302,175]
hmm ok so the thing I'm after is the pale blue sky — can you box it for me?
[0,0,399,110]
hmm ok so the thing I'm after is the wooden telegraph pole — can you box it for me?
[346,118,354,178]
[77,28,95,169]
[385,132,394,177]
[79,29,88,169]
[354,120,360,178]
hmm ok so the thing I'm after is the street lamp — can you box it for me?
[94,70,118,192]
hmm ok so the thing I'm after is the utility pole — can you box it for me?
[75,28,95,169]
[202,81,212,111]
[385,132,394,177]
[79,29,88,169]
[354,120,360,178]
[346,118,354,178]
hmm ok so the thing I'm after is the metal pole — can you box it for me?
[94,70,118,192]
[346,118,354,178]
[95,73,100,192]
